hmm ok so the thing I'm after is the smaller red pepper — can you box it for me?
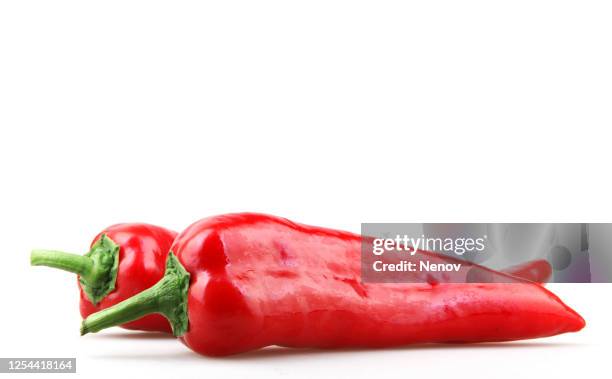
[31,223,176,333]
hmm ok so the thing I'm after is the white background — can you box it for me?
[1,1,611,378]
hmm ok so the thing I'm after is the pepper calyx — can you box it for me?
[79,234,120,305]
[158,252,190,336]
[80,252,190,337]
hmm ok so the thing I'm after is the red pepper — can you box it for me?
[80,214,585,356]
[31,223,176,333]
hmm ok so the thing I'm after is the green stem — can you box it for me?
[81,253,190,337]
[31,250,94,280]
[30,234,120,305]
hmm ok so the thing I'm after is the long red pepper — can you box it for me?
[80,214,585,356]
[31,223,176,333]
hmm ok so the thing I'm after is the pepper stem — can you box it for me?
[31,250,94,278]
[30,234,120,305]
[81,252,190,337]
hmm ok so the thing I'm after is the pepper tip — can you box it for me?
[563,306,586,333]
[573,313,586,332]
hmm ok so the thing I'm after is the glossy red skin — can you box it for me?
[172,213,585,356]
[79,223,176,333]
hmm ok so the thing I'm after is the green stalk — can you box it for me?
[30,234,120,305]
[81,253,190,337]
[31,250,94,278]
